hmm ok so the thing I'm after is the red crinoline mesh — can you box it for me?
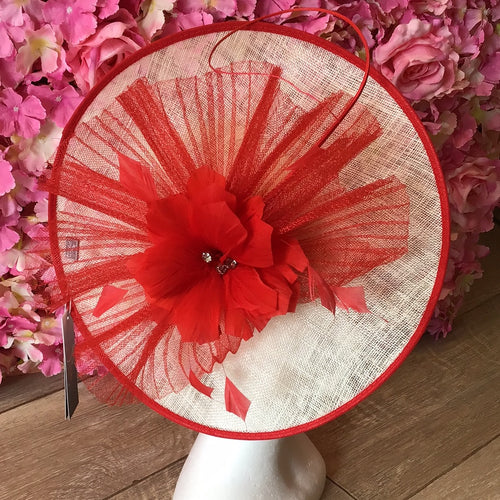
[45,60,410,407]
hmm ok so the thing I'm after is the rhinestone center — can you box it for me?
[201,251,238,275]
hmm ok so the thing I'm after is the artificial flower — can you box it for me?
[0,225,20,252]
[0,169,44,218]
[66,9,145,93]
[28,84,82,129]
[0,88,46,139]
[16,24,67,77]
[410,0,450,15]
[128,167,308,343]
[96,0,120,19]
[373,19,464,101]
[0,155,15,197]
[0,22,15,59]
[9,121,63,176]
[236,0,255,17]
[0,0,43,27]
[1,58,24,90]
[446,156,500,232]
[138,0,174,39]
[43,0,98,45]
[177,0,237,20]
[162,11,213,34]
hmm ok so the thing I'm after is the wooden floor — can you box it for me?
[1,225,499,500]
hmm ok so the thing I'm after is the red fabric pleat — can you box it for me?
[51,61,410,406]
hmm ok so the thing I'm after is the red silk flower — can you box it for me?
[128,167,309,345]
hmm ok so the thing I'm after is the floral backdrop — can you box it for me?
[0,0,498,383]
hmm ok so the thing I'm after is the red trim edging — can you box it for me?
[49,21,450,440]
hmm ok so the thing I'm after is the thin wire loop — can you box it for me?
[208,8,371,148]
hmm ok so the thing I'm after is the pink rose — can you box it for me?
[373,19,463,101]
[446,157,500,233]
[67,9,145,93]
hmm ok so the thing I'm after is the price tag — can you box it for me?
[62,304,79,419]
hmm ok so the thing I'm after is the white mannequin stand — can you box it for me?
[173,433,326,499]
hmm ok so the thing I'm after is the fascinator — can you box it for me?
[45,9,449,439]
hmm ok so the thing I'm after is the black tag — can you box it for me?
[62,304,79,419]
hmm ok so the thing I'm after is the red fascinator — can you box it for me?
[46,12,449,439]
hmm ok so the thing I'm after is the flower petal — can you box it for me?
[225,266,277,316]
[191,201,247,256]
[232,196,274,267]
[146,195,191,241]
[173,273,225,343]
[186,166,236,208]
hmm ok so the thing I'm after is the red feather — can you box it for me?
[307,265,336,314]
[93,285,127,317]
[189,371,213,398]
[118,153,158,202]
[225,377,251,420]
[333,286,370,313]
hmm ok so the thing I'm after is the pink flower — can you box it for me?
[446,156,500,232]
[0,168,44,218]
[0,88,46,139]
[117,0,142,17]
[373,19,464,101]
[16,24,68,77]
[0,226,20,252]
[376,0,409,14]
[10,121,62,176]
[236,0,255,17]
[0,22,15,58]
[138,0,174,39]
[0,316,37,348]
[255,0,295,20]
[284,14,330,36]
[410,0,450,15]
[481,52,500,84]
[0,0,43,27]
[43,0,98,45]
[162,11,213,35]
[333,0,379,49]
[67,9,145,93]
[35,198,48,222]
[96,0,120,19]
[36,344,62,375]
[0,155,15,196]
[33,315,63,376]
[0,57,25,88]
[177,0,236,20]
[28,84,82,128]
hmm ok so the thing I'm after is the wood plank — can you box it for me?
[322,478,356,500]
[110,457,185,500]
[307,293,500,500]
[0,385,196,500]
[0,372,64,414]
[410,436,500,499]
[111,458,355,500]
